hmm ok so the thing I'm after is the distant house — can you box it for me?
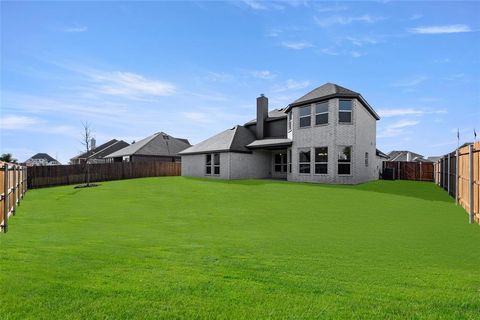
[104,132,191,163]
[70,139,129,165]
[387,150,430,162]
[25,153,60,166]
[427,156,441,162]
[375,149,389,177]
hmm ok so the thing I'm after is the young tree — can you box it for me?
[81,122,94,186]
[0,153,17,163]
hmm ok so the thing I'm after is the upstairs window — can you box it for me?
[288,112,292,131]
[315,102,329,125]
[299,106,311,128]
[315,147,328,174]
[338,146,352,175]
[299,149,311,174]
[339,100,352,123]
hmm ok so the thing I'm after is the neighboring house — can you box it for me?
[387,150,430,162]
[180,83,381,184]
[427,156,441,162]
[25,153,60,166]
[70,139,130,165]
[104,132,191,163]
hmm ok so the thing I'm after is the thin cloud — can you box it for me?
[378,108,447,117]
[344,36,378,46]
[61,25,87,33]
[281,41,314,50]
[350,51,363,58]
[410,13,423,20]
[314,15,385,27]
[409,24,472,34]
[205,72,234,82]
[251,70,276,79]
[378,119,419,138]
[272,79,310,92]
[392,76,429,87]
[316,4,348,13]
[240,0,267,10]
[0,115,39,129]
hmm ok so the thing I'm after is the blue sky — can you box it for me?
[1,1,479,163]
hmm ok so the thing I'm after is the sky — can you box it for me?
[1,0,479,164]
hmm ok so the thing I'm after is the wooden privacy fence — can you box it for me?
[383,161,434,181]
[1,161,28,233]
[27,161,181,188]
[434,142,480,224]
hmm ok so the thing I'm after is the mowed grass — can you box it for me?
[1,177,479,319]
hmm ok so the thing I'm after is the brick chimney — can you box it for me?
[256,94,268,139]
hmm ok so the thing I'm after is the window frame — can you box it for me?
[339,99,353,124]
[205,154,212,175]
[298,149,311,174]
[314,147,328,175]
[213,153,220,175]
[288,112,293,132]
[298,105,311,128]
[337,146,352,176]
[365,152,369,167]
[315,101,329,126]
[274,152,287,173]
[288,149,292,173]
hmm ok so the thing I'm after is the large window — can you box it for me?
[205,154,212,175]
[315,102,329,125]
[274,153,287,173]
[206,153,220,175]
[338,146,352,175]
[213,153,220,175]
[299,149,311,174]
[315,147,328,174]
[288,112,292,131]
[299,106,311,128]
[339,100,352,123]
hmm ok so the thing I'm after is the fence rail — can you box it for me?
[27,161,181,189]
[1,161,28,233]
[434,142,480,224]
[383,161,434,181]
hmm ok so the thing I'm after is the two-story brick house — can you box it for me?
[180,83,382,184]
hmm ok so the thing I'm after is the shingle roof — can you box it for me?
[179,125,255,155]
[387,150,424,162]
[376,149,389,159]
[246,138,292,149]
[244,108,287,126]
[286,83,380,120]
[30,153,57,162]
[105,132,190,158]
[71,139,121,160]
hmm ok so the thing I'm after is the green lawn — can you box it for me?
[1,177,479,319]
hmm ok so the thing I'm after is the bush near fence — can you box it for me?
[1,161,28,233]
[27,161,181,189]
[434,142,480,224]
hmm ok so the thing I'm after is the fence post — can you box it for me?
[12,165,17,215]
[447,153,451,196]
[469,144,474,224]
[2,163,9,233]
[455,149,459,205]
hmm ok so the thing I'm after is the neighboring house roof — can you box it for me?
[246,138,292,149]
[376,149,389,159]
[427,156,441,162]
[71,139,126,160]
[28,153,58,162]
[179,126,256,155]
[244,108,287,126]
[388,150,425,162]
[105,132,190,158]
[285,83,380,120]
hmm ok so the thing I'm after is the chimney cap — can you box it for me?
[260,93,265,97]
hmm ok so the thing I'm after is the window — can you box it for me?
[315,147,328,174]
[299,106,311,128]
[338,146,352,175]
[339,100,352,123]
[315,102,329,125]
[288,149,292,173]
[274,153,287,173]
[206,153,220,175]
[205,154,212,174]
[288,112,292,131]
[365,152,369,167]
[299,149,311,174]
[213,153,220,175]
